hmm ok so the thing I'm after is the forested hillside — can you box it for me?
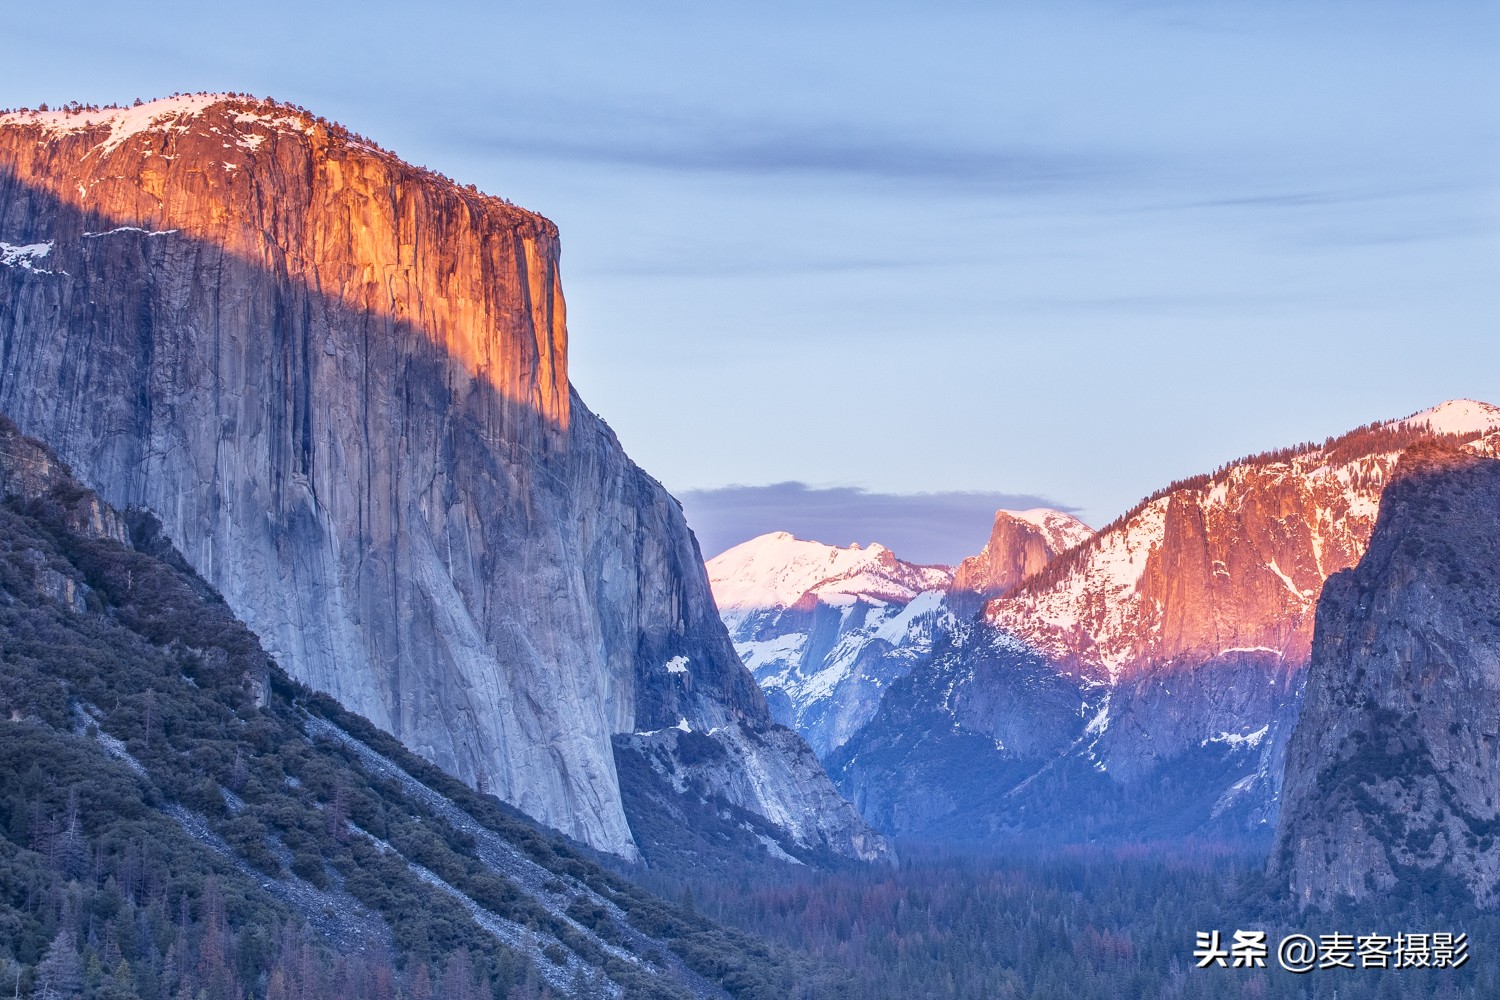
[0,416,834,1000]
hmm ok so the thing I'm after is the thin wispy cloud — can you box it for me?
[584,253,925,280]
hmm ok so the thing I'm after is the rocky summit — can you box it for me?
[948,508,1092,617]
[0,95,885,865]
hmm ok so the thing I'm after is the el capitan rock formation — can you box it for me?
[0,95,885,864]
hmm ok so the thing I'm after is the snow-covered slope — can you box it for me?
[1402,398,1500,436]
[834,401,1500,842]
[710,532,952,614]
[0,96,323,158]
[989,399,1500,683]
[707,534,952,759]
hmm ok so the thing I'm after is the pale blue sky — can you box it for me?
[3,1,1497,560]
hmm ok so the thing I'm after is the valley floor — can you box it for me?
[638,842,1498,1000]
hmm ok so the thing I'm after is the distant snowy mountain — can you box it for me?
[834,400,1500,842]
[706,511,1087,760]
[708,533,953,759]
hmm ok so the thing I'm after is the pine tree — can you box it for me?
[407,963,431,1000]
[32,930,82,1000]
[94,962,140,1000]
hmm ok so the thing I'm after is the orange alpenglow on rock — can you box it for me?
[0,95,569,430]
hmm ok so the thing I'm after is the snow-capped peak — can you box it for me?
[1398,399,1500,437]
[707,532,952,613]
[0,94,321,159]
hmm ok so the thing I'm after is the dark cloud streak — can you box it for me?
[432,99,1123,191]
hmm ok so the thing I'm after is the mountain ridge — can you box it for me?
[829,400,1500,842]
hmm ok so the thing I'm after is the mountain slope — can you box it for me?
[835,402,1500,841]
[1275,443,1500,909]
[0,413,833,1000]
[994,401,1500,681]
[707,533,952,759]
[948,508,1092,616]
[0,95,883,865]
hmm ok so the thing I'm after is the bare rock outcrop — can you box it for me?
[948,508,1091,616]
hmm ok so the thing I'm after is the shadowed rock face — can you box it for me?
[1275,445,1500,908]
[0,96,884,863]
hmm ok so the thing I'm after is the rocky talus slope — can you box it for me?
[0,95,884,865]
[1275,443,1500,908]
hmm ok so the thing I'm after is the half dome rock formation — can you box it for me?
[707,532,952,759]
[1275,443,1500,908]
[0,95,886,863]
[948,508,1092,617]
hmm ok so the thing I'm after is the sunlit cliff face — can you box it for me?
[0,95,570,431]
[987,402,1500,684]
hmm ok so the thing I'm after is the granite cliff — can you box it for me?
[948,508,1092,617]
[0,95,884,864]
[1275,443,1500,908]
[0,412,837,998]
[833,402,1500,841]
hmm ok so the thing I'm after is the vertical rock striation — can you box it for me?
[1275,444,1500,907]
[0,96,883,863]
